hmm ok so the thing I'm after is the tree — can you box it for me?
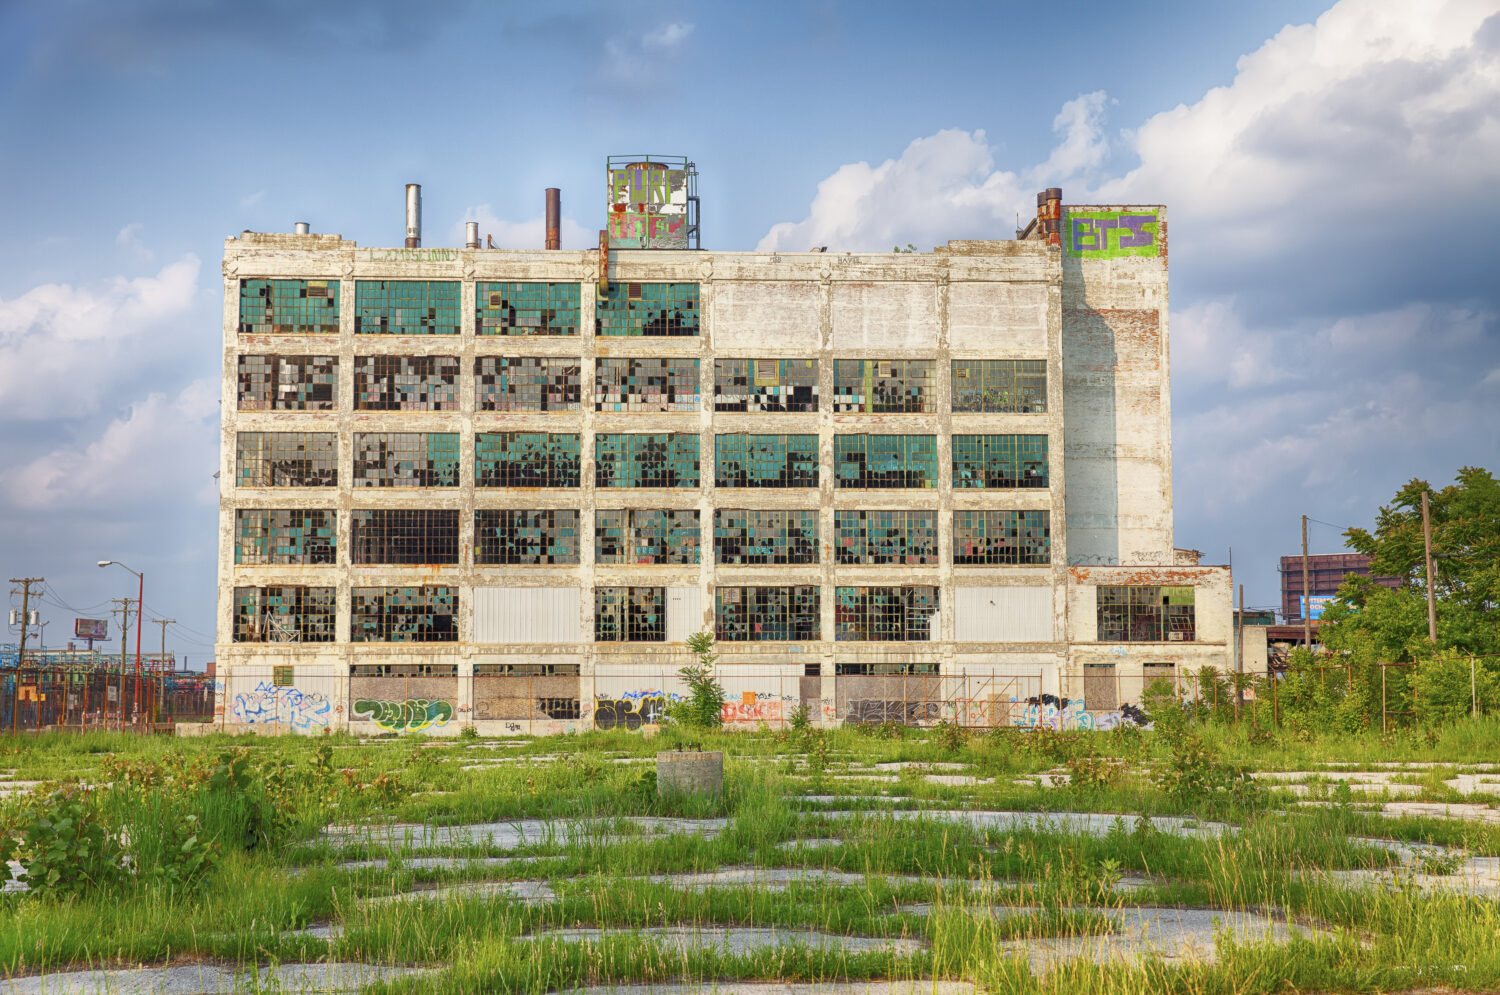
[675,632,726,729]
[1322,467,1500,661]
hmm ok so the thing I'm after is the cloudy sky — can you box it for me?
[1,0,1496,660]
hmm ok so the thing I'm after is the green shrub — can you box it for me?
[3,786,124,898]
[675,632,727,730]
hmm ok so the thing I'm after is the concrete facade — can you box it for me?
[214,201,1232,735]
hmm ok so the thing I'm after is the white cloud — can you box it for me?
[1027,91,1111,185]
[0,256,202,420]
[759,0,1500,260]
[453,206,594,251]
[602,20,696,87]
[757,129,1028,252]
[1094,0,1500,256]
[115,223,154,263]
[1,378,219,511]
[642,22,693,49]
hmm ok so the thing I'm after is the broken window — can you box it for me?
[239,279,339,335]
[594,433,700,488]
[952,435,1049,488]
[834,510,937,564]
[476,282,580,336]
[236,432,337,487]
[237,355,337,410]
[594,358,700,411]
[537,698,581,719]
[350,663,458,678]
[951,359,1048,413]
[834,586,939,641]
[834,435,937,488]
[473,663,580,676]
[713,509,819,565]
[1096,586,1196,642]
[596,282,699,336]
[474,435,579,489]
[350,586,457,642]
[232,586,335,643]
[835,662,938,675]
[595,509,700,564]
[350,509,460,564]
[475,509,580,564]
[354,280,460,335]
[353,355,460,410]
[476,356,581,411]
[234,509,336,565]
[594,587,665,642]
[353,433,460,487]
[714,434,818,488]
[833,360,935,413]
[475,433,581,488]
[715,586,820,641]
[953,510,1051,565]
[713,359,818,412]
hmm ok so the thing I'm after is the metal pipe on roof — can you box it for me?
[293,222,310,235]
[465,221,480,249]
[405,184,422,248]
[545,188,561,249]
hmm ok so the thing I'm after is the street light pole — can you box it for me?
[98,561,145,733]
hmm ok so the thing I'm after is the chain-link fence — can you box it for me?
[0,669,216,733]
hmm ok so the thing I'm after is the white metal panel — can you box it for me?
[955,586,1053,642]
[473,587,580,644]
[665,586,703,643]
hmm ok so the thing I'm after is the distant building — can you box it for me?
[1279,553,1400,622]
[213,169,1234,734]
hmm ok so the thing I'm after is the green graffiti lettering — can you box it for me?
[353,697,454,732]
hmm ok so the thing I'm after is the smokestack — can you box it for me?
[465,221,480,249]
[1039,187,1062,247]
[405,183,422,248]
[545,188,561,249]
[293,222,310,235]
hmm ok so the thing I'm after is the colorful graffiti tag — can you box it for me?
[1007,697,1151,731]
[231,683,331,729]
[843,699,943,726]
[721,699,784,725]
[1065,209,1160,259]
[594,695,673,730]
[352,697,453,732]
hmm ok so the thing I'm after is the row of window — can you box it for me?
[232,584,1196,644]
[233,508,1052,566]
[231,584,939,644]
[235,432,1050,490]
[241,280,693,337]
[235,356,1047,414]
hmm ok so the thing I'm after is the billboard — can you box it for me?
[606,157,693,249]
[1300,595,1336,620]
[75,618,108,640]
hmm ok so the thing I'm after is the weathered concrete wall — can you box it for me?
[214,221,1224,733]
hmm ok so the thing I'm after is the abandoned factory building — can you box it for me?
[214,161,1231,734]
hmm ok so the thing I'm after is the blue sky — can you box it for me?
[1,0,1497,662]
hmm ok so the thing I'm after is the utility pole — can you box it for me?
[112,598,133,731]
[1236,583,1245,715]
[1422,490,1438,644]
[154,619,174,727]
[9,578,42,736]
[1301,515,1312,651]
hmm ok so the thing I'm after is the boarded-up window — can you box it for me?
[1083,663,1118,710]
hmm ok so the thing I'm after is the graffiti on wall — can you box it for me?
[843,699,943,726]
[1007,696,1151,731]
[232,683,331,729]
[1065,210,1160,259]
[721,699,784,725]
[352,697,453,732]
[607,165,689,249]
[594,694,675,730]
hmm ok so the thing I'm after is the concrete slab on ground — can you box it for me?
[525,926,923,955]
[0,962,430,994]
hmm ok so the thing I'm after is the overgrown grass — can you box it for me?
[2,718,1500,990]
